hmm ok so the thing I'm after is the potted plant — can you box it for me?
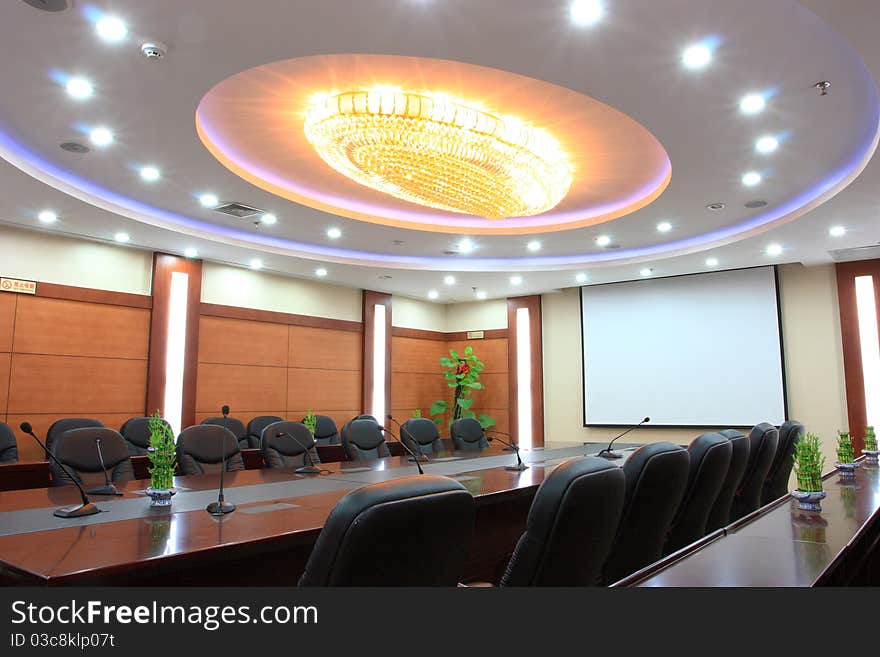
[303,410,317,437]
[412,409,422,419]
[791,432,826,511]
[835,430,858,480]
[146,411,177,507]
[429,345,495,430]
[863,425,878,464]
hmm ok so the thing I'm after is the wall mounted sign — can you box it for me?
[0,277,37,294]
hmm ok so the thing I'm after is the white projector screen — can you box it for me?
[581,267,786,426]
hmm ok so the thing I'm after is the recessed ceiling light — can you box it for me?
[569,0,603,26]
[765,243,783,257]
[199,193,219,208]
[96,16,127,42]
[428,289,439,300]
[527,240,541,252]
[682,43,712,69]
[315,267,328,277]
[640,268,653,277]
[596,234,611,247]
[444,275,456,286]
[510,275,523,286]
[114,231,130,243]
[476,290,488,300]
[755,136,779,154]
[184,247,198,258]
[458,237,475,253]
[89,126,113,147]
[65,77,93,100]
[327,227,342,239]
[139,165,160,182]
[739,93,766,115]
[705,257,719,267]
[575,273,588,283]
[657,221,672,233]
[742,171,762,186]
[261,213,277,225]
[37,210,57,224]
[829,225,846,237]
[249,258,263,270]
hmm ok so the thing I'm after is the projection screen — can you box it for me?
[581,266,786,426]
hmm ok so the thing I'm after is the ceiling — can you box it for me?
[0,0,879,303]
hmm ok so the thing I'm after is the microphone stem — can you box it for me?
[95,439,111,487]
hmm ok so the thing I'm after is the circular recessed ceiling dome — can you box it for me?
[196,54,671,235]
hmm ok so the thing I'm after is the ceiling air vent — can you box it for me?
[829,244,880,263]
[23,0,70,11]
[212,202,264,218]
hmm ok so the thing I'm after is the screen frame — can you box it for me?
[579,265,789,428]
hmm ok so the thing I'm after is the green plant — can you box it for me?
[303,410,317,437]
[429,345,495,429]
[792,432,825,493]
[148,410,176,491]
[865,426,877,451]
[412,409,422,419]
[836,431,855,464]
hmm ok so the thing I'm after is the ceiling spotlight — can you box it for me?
[755,136,779,154]
[766,243,783,257]
[89,126,113,147]
[65,77,93,100]
[444,275,456,286]
[37,210,57,224]
[261,213,277,225]
[682,43,712,70]
[428,289,439,300]
[596,234,611,247]
[705,257,719,267]
[527,240,541,252]
[184,247,198,258]
[476,290,488,300]
[96,16,127,42]
[640,268,653,277]
[739,93,766,115]
[575,273,588,283]
[139,165,160,182]
[249,258,263,270]
[199,193,219,208]
[315,267,328,277]
[829,225,846,237]
[657,221,672,233]
[114,231,130,243]
[458,237,475,253]
[510,275,523,286]
[742,171,762,186]
[327,227,342,239]
[570,0,603,26]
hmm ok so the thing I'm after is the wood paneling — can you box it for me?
[194,411,286,427]
[287,368,361,411]
[447,338,509,373]
[200,303,362,333]
[7,413,140,463]
[0,293,15,352]
[198,316,288,367]
[0,353,10,414]
[35,282,151,309]
[390,372,447,411]
[468,372,510,409]
[287,409,360,432]
[289,326,361,371]
[392,336,448,373]
[195,363,287,414]
[13,296,149,359]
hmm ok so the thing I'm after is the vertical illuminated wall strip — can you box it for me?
[362,291,392,420]
[515,307,533,449]
[854,276,880,427]
[163,272,189,435]
[507,295,544,448]
[372,304,387,420]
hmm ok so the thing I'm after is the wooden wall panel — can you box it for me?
[287,368,361,411]
[13,296,149,359]
[198,316,288,367]
[287,409,360,432]
[0,293,15,352]
[195,363,287,414]
[289,326,361,371]
[6,413,137,463]
[390,372,447,411]
[391,336,448,373]
[194,410,286,427]
[446,338,509,373]
[468,372,510,409]
[0,352,9,414]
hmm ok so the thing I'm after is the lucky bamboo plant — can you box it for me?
[303,410,317,437]
[836,431,855,464]
[793,432,825,493]
[148,410,176,491]
[864,426,877,452]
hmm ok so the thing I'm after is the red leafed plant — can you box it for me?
[429,345,496,429]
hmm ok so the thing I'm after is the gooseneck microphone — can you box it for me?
[386,415,428,462]
[206,405,236,515]
[486,434,528,471]
[596,417,651,459]
[20,422,100,518]
[486,428,515,451]
[277,431,322,474]
[86,437,122,496]
[378,426,424,475]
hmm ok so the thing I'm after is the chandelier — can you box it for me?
[303,87,573,219]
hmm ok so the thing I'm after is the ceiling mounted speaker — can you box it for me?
[22,0,70,11]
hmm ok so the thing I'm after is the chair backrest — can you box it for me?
[200,417,248,449]
[312,415,340,445]
[664,433,732,554]
[355,414,377,422]
[51,427,133,487]
[46,418,104,453]
[119,416,172,456]
[602,442,689,584]
[762,420,804,505]
[0,422,19,464]
[706,429,751,532]
[730,422,779,521]
[246,416,284,449]
[500,457,625,586]
[401,418,443,456]
[298,475,474,586]
[341,418,389,460]
[261,421,321,469]
[450,417,489,450]
[177,425,244,475]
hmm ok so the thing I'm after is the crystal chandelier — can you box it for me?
[303,87,573,219]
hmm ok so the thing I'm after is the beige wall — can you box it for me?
[0,224,152,295]
[445,299,508,332]
[392,296,447,331]
[543,264,848,468]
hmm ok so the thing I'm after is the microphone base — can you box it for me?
[206,500,236,516]
[54,502,100,518]
[598,451,624,460]
[407,455,428,462]
[87,484,122,496]
[504,463,529,471]
[295,464,322,475]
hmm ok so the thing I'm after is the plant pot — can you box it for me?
[835,461,859,480]
[791,489,826,512]
[862,449,879,465]
[146,487,176,507]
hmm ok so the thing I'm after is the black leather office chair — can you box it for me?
[664,433,732,555]
[120,416,172,456]
[730,422,779,521]
[450,417,489,451]
[762,420,804,505]
[177,425,245,475]
[602,442,689,584]
[261,421,321,469]
[246,416,284,449]
[299,475,474,586]
[51,427,133,488]
[46,418,104,453]
[312,415,340,446]
[706,429,751,532]
[340,417,390,460]
[200,417,249,449]
[0,422,18,464]
[500,457,625,586]
[400,418,443,456]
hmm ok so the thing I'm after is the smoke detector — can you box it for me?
[141,42,167,60]
[706,202,726,211]
[814,80,831,96]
